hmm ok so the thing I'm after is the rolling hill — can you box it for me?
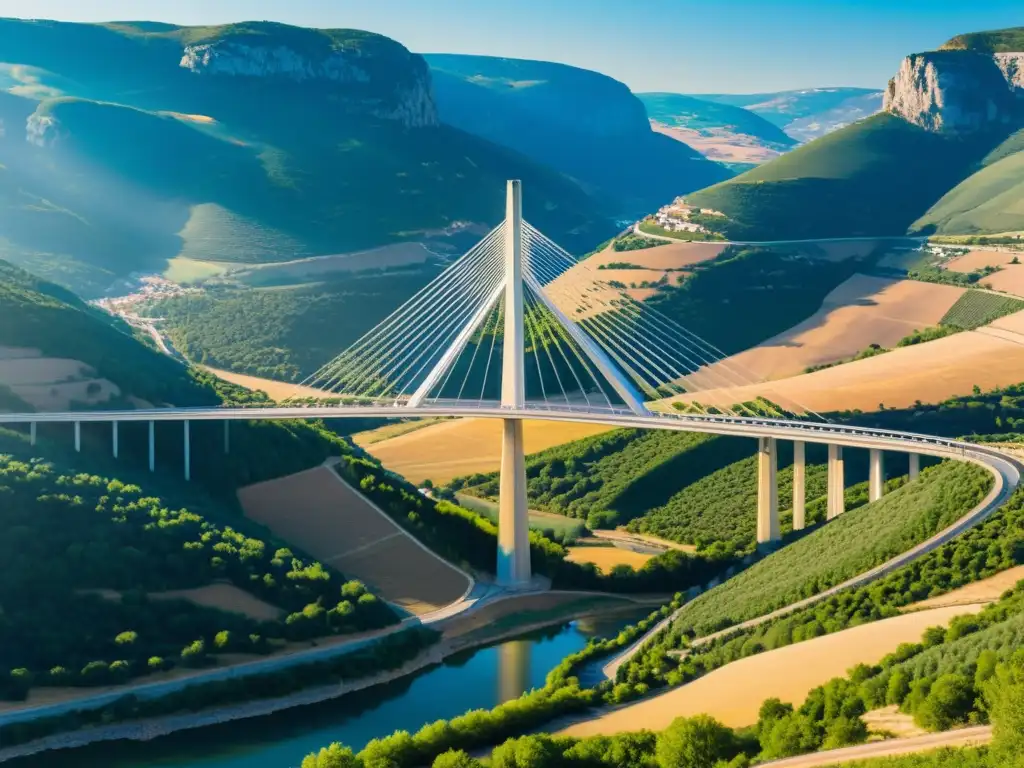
[638,92,795,168]
[690,87,883,141]
[0,19,613,296]
[423,54,730,215]
[686,114,1005,241]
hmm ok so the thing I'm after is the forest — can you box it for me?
[0,442,397,697]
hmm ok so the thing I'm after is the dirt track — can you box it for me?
[238,466,470,615]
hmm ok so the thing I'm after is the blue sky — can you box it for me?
[0,0,1020,92]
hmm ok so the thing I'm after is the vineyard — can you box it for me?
[669,461,993,637]
[940,289,1024,330]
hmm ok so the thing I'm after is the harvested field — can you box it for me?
[665,321,1024,413]
[200,367,331,402]
[946,249,1020,273]
[981,263,1024,297]
[707,274,964,381]
[233,243,432,283]
[0,349,120,411]
[238,466,470,615]
[566,543,655,572]
[352,418,450,446]
[904,564,1024,611]
[650,122,783,164]
[363,418,613,485]
[79,584,282,621]
[559,604,983,736]
[149,584,282,621]
[862,706,928,738]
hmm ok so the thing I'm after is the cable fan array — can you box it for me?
[289,217,821,420]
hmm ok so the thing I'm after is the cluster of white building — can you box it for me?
[649,199,726,234]
[93,275,201,315]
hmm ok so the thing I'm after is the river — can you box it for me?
[10,612,644,768]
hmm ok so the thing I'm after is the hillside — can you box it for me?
[638,92,795,167]
[690,87,883,141]
[686,114,997,240]
[0,434,397,699]
[424,54,730,215]
[913,130,1024,235]
[0,19,612,296]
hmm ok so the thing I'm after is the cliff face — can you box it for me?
[884,49,1023,133]
[179,34,438,129]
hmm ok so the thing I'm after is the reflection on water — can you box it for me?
[497,640,532,702]
[9,611,647,768]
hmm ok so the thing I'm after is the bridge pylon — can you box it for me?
[497,180,532,587]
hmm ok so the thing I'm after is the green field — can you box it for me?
[940,290,1024,330]
[686,114,995,241]
[454,494,586,542]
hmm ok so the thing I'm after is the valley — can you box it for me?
[1,11,1024,768]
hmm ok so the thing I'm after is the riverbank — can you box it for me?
[0,595,644,763]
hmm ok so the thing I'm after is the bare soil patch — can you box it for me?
[981,263,1024,297]
[149,584,282,621]
[559,604,983,736]
[235,242,431,281]
[946,249,1019,273]
[904,565,1024,611]
[238,467,469,615]
[200,367,332,402]
[666,323,1024,413]
[363,418,613,485]
[710,274,964,381]
[862,706,928,738]
[0,351,120,411]
[566,544,655,572]
[649,122,782,164]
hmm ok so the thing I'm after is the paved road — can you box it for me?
[760,726,992,766]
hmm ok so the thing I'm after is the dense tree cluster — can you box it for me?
[0,447,396,696]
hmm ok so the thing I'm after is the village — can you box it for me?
[646,198,727,235]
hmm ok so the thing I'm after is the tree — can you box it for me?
[490,735,562,768]
[821,716,867,750]
[656,715,737,768]
[301,743,362,768]
[915,673,975,731]
[432,750,482,768]
[985,657,1024,759]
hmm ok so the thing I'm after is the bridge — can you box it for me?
[1,181,1018,589]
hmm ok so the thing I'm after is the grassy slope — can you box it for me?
[672,461,993,636]
[0,19,612,295]
[942,26,1024,52]
[687,114,995,240]
[638,92,796,148]
[913,136,1024,235]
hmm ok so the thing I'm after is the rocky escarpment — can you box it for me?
[884,49,1023,133]
[179,32,438,129]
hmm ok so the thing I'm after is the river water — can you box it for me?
[15,613,644,768]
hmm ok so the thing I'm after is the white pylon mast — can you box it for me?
[501,180,526,409]
[497,179,531,587]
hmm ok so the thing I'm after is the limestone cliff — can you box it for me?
[179,31,438,129]
[884,48,1023,133]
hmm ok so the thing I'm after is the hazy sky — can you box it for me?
[1,0,1020,93]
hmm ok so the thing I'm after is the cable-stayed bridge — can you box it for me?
[1,182,1020,588]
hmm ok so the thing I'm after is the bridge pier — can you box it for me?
[756,436,779,546]
[792,440,806,531]
[74,420,81,453]
[909,452,920,481]
[184,421,191,482]
[827,444,845,520]
[112,421,119,459]
[869,449,885,502]
[496,180,531,588]
[148,420,155,472]
[29,421,36,447]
